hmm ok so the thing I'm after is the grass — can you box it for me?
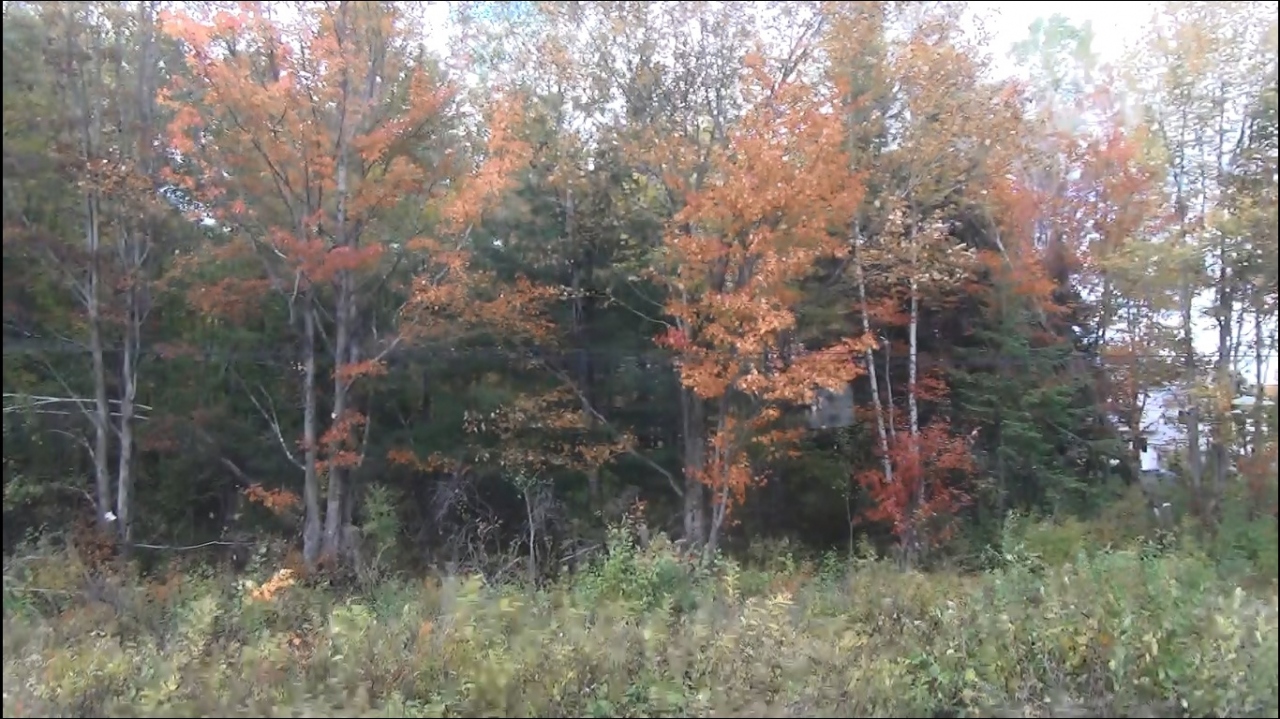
[2,515,1277,718]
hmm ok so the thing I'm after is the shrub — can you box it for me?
[3,526,1277,718]
[571,520,710,613]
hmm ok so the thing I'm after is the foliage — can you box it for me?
[654,55,873,538]
[4,518,1277,718]
[572,512,711,615]
[2,0,1277,671]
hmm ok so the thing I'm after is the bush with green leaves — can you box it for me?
[3,525,1277,718]
[571,519,711,614]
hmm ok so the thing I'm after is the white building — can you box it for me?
[1123,379,1276,476]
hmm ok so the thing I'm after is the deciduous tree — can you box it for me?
[656,55,872,557]
[2,1,169,547]
[162,0,535,567]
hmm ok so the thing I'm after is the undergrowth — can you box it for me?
[3,514,1277,718]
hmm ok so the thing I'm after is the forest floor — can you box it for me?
[3,510,1277,718]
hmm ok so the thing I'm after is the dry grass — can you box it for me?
[2,522,1277,718]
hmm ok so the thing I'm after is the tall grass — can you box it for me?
[3,516,1277,718]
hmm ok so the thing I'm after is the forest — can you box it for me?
[2,1,1278,717]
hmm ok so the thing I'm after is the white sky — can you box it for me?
[971,1,1156,72]
[976,1,1275,386]
[418,0,1276,386]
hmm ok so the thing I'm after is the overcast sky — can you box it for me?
[417,0,1275,385]
[972,0,1156,70]
[977,1,1275,385]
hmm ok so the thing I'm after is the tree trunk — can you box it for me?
[1172,107,1204,515]
[1206,79,1236,522]
[524,484,538,584]
[302,305,323,568]
[116,288,137,548]
[324,57,355,564]
[1211,252,1232,518]
[114,1,159,550]
[1181,289,1205,496]
[68,7,113,536]
[905,275,921,567]
[86,200,113,535]
[904,218,923,568]
[852,224,893,485]
[323,130,354,564]
[567,187,600,508]
[679,384,706,547]
[1253,310,1267,453]
[703,399,733,562]
[705,482,730,564]
[883,340,896,438]
[324,271,353,561]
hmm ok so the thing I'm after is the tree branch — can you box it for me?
[538,359,683,497]
[231,369,304,470]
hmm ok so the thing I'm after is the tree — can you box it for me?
[2,1,170,547]
[1000,14,1177,507]
[1127,0,1278,523]
[532,0,764,544]
[655,55,872,558]
[161,1,535,568]
[823,2,1014,563]
[8,0,1268,573]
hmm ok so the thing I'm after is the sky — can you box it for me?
[419,2,1160,69]
[418,0,1276,387]
[971,1,1156,71]
[979,1,1275,388]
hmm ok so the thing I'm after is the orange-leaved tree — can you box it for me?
[655,55,874,558]
[161,1,535,568]
[1048,80,1174,474]
[824,3,997,563]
